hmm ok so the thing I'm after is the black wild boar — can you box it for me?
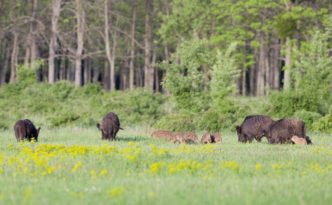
[96,112,122,141]
[268,118,310,144]
[201,132,222,144]
[14,119,41,142]
[236,115,274,143]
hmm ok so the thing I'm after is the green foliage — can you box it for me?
[154,112,196,132]
[269,26,332,119]
[163,39,212,112]
[0,82,165,129]
[48,110,80,127]
[159,40,248,132]
[210,43,240,104]
[16,60,44,85]
[293,110,322,130]
[269,91,321,118]
[293,30,332,101]
[197,100,250,132]
[313,108,332,133]
[274,6,322,39]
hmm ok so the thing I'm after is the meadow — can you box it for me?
[0,127,331,205]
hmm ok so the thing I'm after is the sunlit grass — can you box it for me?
[0,127,331,205]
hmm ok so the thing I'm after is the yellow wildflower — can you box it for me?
[109,187,125,198]
[99,169,108,176]
[255,163,262,171]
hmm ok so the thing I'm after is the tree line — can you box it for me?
[0,0,331,95]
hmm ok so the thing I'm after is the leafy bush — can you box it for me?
[154,112,196,132]
[0,82,165,128]
[269,28,332,119]
[269,91,323,117]
[162,39,213,112]
[313,108,332,133]
[293,110,322,131]
[48,111,80,127]
[196,100,250,132]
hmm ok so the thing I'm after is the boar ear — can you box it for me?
[236,126,241,132]
[37,127,41,134]
[96,123,101,130]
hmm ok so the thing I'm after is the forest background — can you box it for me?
[0,0,331,133]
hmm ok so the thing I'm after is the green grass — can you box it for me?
[0,127,331,205]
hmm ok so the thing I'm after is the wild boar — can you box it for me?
[151,130,174,140]
[172,132,198,144]
[97,112,122,141]
[213,132,222,143]
[291,135,308,145]
[201,132,222,144]
[14,119,41,142]
[268,118,308,144]
[236,115,274,143]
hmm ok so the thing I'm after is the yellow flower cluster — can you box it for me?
[0,142,144,177]
[220,161,240,173]
[1,142,331,179]
[109,187,125,198]
[149,144,168,156]
[146,160,212,175]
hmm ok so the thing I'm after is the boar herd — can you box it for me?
[151,130,222,144]
[236,115,312,145]
[13,113,312,145]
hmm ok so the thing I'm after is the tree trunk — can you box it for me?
[93,63,100,84]
[0,41,10,84]
[84,58,91,84]
[103,61,110,90]
[283,37,291,90]
[121,60,129,90]
[271,32,280,90]
[136,63,143,87]
[48,0,61,84]
[249,56,256,96]
[10,32,19,83]
[264,51,270,95]
[256,32,266,96]
[30,0,39,69]
[152,49,158,91]
[104,0,117,91]
[129,0,137,90]
[144,0,154,91]
[241,65,246,96]
[74,0,85,86]
[60,50,68,80]
[110,34,117,91]
[24,46,30,67]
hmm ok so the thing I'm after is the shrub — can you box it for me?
[48,111,80,127]
[162,39,213,113]
[0,81,165,128]
[154,112,196,132]
[293,110,322,131]
[268,91,322,117]
[313,108,332,133]
[196,100,250,131]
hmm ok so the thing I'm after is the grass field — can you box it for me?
[0,127,331,205]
